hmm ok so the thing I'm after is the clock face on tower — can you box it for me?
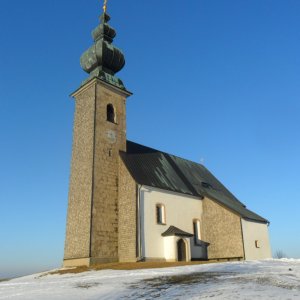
[106,130,116,143]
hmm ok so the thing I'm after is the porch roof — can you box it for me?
[162,226,194,237]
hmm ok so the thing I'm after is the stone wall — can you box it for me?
[64,83,95,261]
[118,158,137,262]
[64,78,131,266]
[90,80,128,262]
[201,197,244,260]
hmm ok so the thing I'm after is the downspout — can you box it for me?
[136,184,144,261]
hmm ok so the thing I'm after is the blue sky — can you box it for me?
[0,0,300,278]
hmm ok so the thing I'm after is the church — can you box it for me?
[63,7,272,267]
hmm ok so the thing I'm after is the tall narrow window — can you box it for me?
[193,219,201,244]
[156,204,166,224]
[107,104,116,123]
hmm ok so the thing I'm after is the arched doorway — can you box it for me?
[177,239,187,261]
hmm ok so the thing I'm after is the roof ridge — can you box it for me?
[127,140,205,167]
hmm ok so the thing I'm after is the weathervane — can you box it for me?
[103,0,108,13]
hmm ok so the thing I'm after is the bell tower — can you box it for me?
[63,7,132,267]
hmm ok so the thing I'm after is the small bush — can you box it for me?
[274,250,287,259]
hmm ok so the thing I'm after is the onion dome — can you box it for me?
[80,13,126,89]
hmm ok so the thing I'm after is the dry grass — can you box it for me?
[47,261,217,276]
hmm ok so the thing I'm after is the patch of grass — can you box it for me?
[46,261,217,276]
[0,279,9,282]
[126,272,232,299]
[76,282,101,289]
[143,271,226,285]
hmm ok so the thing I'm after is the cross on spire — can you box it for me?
[103,0,108,13]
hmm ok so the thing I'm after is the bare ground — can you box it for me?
[47,261,218,276]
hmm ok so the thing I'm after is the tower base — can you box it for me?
[63,257,119,268]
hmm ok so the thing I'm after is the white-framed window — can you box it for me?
[193,219,201,244]
[156,204,166,225]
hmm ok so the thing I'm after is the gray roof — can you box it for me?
[161,226,194,237]
[120,141,268,224]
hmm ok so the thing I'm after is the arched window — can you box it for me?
[193,219,201,244]
[156,204,166,224]
[107,104,116,123]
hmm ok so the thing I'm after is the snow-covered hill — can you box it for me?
[0,259,299,299]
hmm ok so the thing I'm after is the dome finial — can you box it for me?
[80,2,126,90]
[103,0,108,13]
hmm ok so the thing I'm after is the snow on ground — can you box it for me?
[0,259,300,300]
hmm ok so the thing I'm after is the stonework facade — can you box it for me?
[118,159,137,262]
[64,78,131,266]
[201,197,245,260]
[64,82,95,261]
[90,80,128,264]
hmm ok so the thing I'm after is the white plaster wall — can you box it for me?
[140,186,202,260]
[241,219,272,260]
[163,237,192,261]
[163,237,176,261]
